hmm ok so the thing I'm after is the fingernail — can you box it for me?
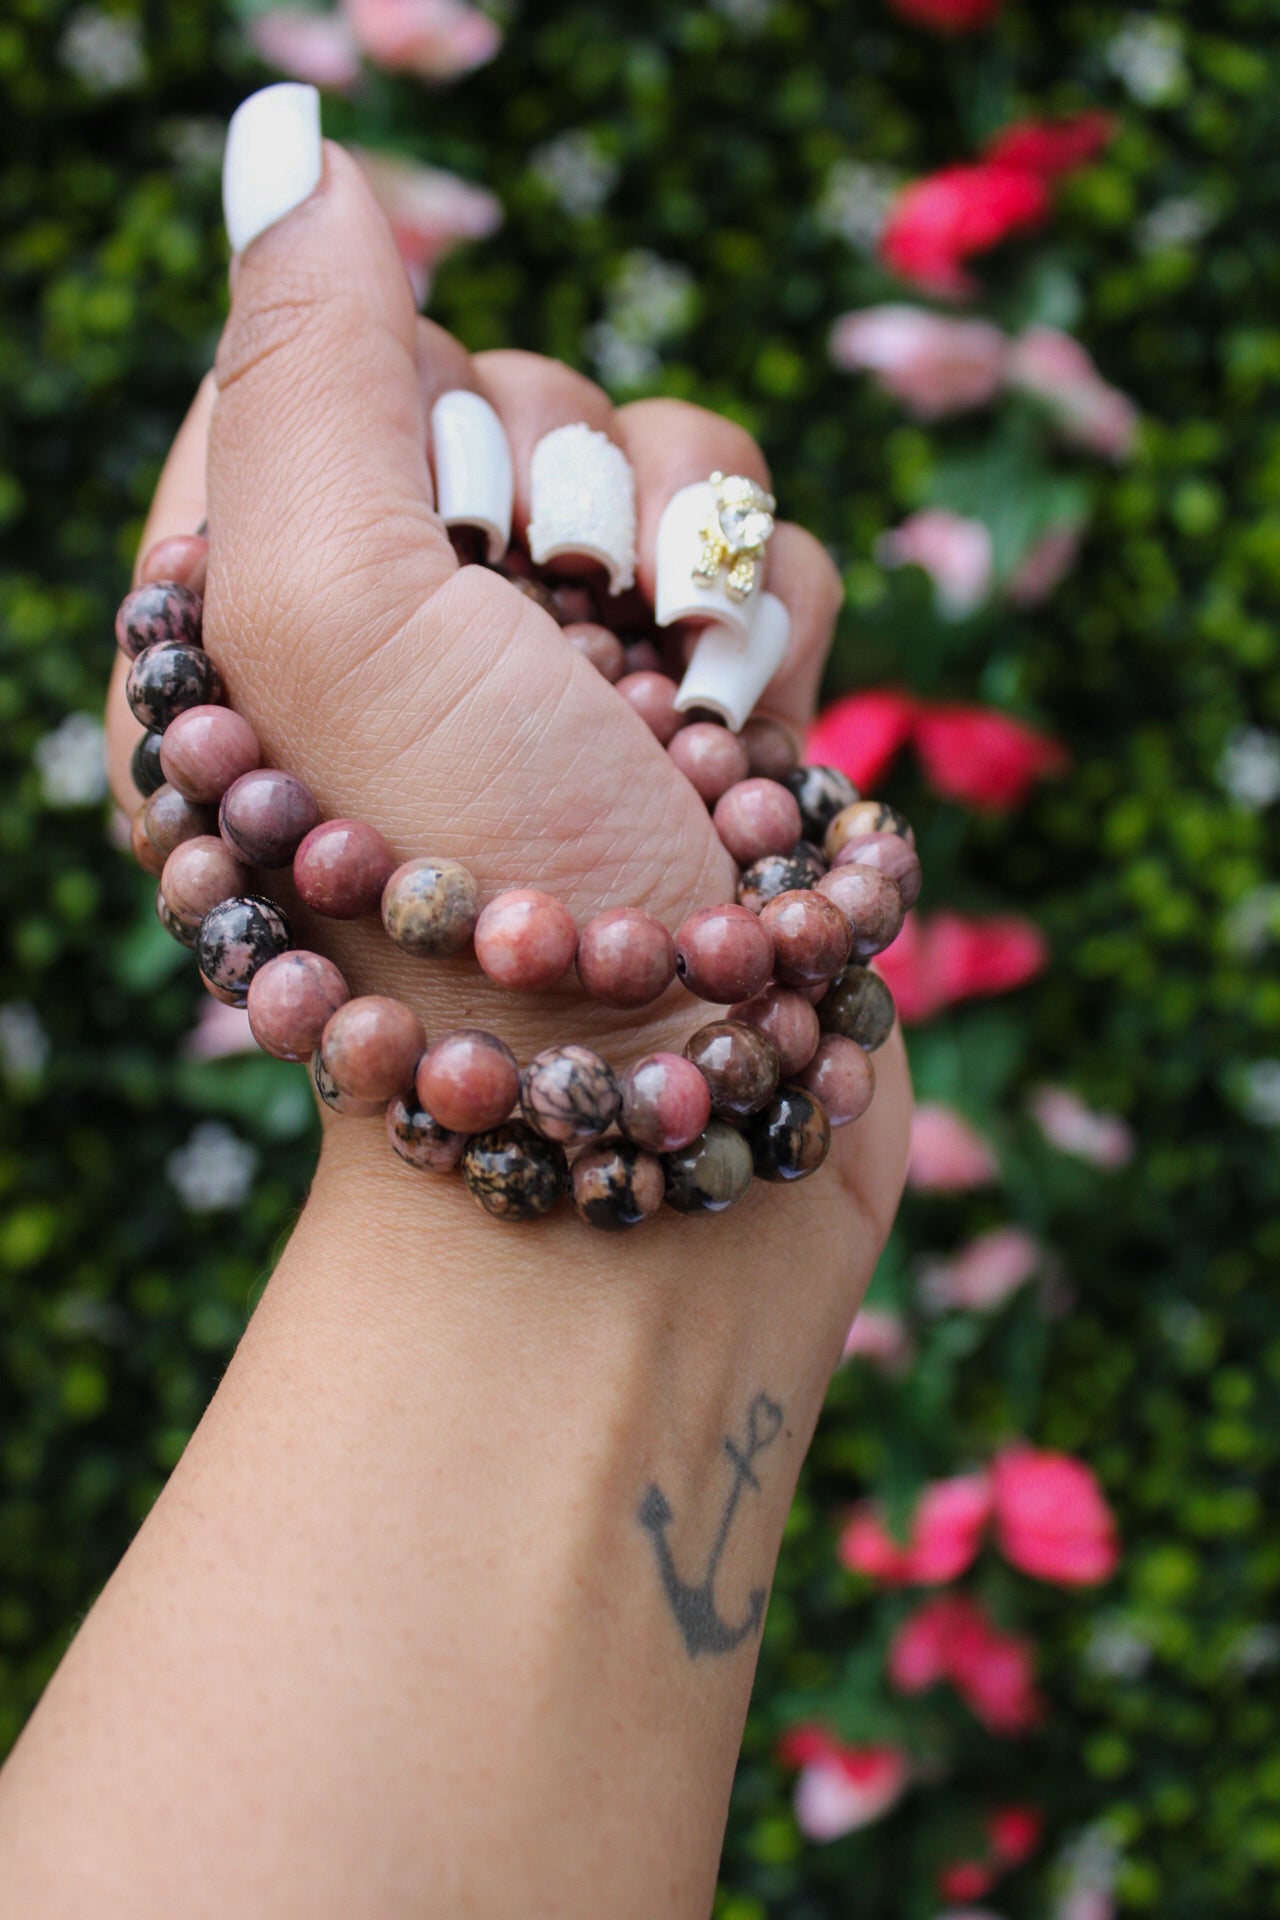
[674,591,791,733]
[431,391,513,563]
[655,479,766,635]
[223,83,322,255]
[527,424,636,595]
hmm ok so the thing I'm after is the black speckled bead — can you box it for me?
[115,581,203,659]
[825,799,915,862]
[381,856,481,959]
[385,1093,467,1171]
[785,765,860,846]
[195,894,291,1007]
[311,1048,383,1118]
[155,888,197,949]
[571,1140,666,1231]
[461,1122,568,1221]
[125,640,223,731]
[131,729,167,798]
[817,966,896,1052]
[746,1085,832,1182]
[520,1044,622,1145]
[736,843,827,913]
[662,1120,755,1214]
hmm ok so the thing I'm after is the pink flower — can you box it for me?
[912,703,1070,810]
[880,164,1050,298]
[842,1306,915,1374]
[992,1447,1120,1586]
[354,149,502,301]
[888,0,1004,27]
[181,998,256,1061]
[1007,327,1139,460]
[889,1595,1044,1733]
[907,1103,1000,1192]
[940,1862,999,1903]
[806,687,919,792]
[1029,1085,1135,1169]
[918,1226,1044,1313]
[877,911,1049,1023]
[839,1473,994,1584]
[249,9,362,90]
[988,1805,1044,1865]
[778,1727,910,1839]
[343,0,501,78]
[878,510,994,618]
[1006,522,1084,606]
[830,305,1008,417]
[984,113,1114,179]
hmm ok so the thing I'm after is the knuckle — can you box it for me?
[215,278,363,397]
[620,398,770,482]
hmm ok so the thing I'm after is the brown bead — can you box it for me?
[551,583,600,625]
[784,764,859,845]
[155,889,197,948]
[617,670,684,744]
[320,995,425,1104]
[817,865,906,960]
[385,1093,467,1172]
[133,785,217,875]
[572,1140,665,1231]
[817,967,897,1052]
[576,908,676,1008]
[831,831,923,910]
[667,722,750,804]
[311,1048,383,1118]
[727,985,821,1078]
[160,835,250,934]
[618,1052,712,1153]
[740,717,799,782]
[623,639,665,676]
[159,705,260,804]
[247,950,350,1062]
[712,778,803,867]
[293,818,397,919]
[138,534,208,595]
[520,1044,621,1145]
[461,1123,568,1221]
[684,1019,780,1120]
[563,621,625,682]
[759,888,853,989]
[796,1034,876,1127]
[381,857,481,959]
[825,799,915,862]
[473,888,578,993]
[219,769,320,868]
[415,1029,520,1134]
[115,580,203,659]
[674,903,773,1004]
[662,1120,754,1214]
[736,844,827,913]
[746,1085,832,1182]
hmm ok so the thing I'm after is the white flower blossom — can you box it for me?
[59,7,145,91]
[166,1122,259,1213]
[34,712,107,808]
[0,1001,51,1085]
[591,251,695,389]
[1223,884,1280,957]
[1083,1619,1153,1681]
[818,160,899,253]
[1138,195,1215,255]
[1218,727,1280,810]
[1235,1059,1280,1128]
[1054,1823,1122,1920]
[163,116,225,178]
[529,130,618,218]
[1227,1624,1280,1675]
[1106,16,1186,105]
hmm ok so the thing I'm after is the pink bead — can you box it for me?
[667,722,750,804]
[159,835,249,933]
[831,831,923,910]
[320,995,425,1103]
[220,769,320,869]
[674,903,773,1003]
[159,704,260,805]
[817,864,907,960]
[414,1029,520,1134]
[759,888,853,989]
[619,1052,713,1152]
[293,818,396,919]
[576,908,676,1008]
[473,888,578,993]
[138,532,208,595]
[727,985,821,1078]
[740,716,799,782]
[563,621,625,682]
[623,639,664,676]
[247,949,350,1061]
[712,778,803,867]
[616,671,684,744]
[796,1034,876,1127]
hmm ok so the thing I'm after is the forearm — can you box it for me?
[0,1123,861,1920]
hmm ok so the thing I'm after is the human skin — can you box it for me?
[0,146,911,1919]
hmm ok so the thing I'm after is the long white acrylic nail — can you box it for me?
[655,480,761,635]
[431,391,513,562]
[527,423,636,594]
[674,591,791,733]
[223,83,322,255]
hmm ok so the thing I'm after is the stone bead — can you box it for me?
[133,785,217,876]
[320,995,426,1104]
[784,764,860,845]
[796,1034,876,1128]
[712,778,803,867]
[831,830,923,910]
[618,1052,712,1153]
[563,621,625,682]
[381,857,481,959]
[817,865,906,960]
[130,729,166,799]
[736,844,826,913]
[662,1120,754,1214]
[114,581,203,659]
[160,835,250,935]
[507,573,558,616]
[551,583,600,625]
[195,894,292,1007]
[414,1029,520,1134]
[726,985,821,1078]
[138,534,208,595]
[461,1123,568,1222]
[759,888,853,989]
[219,769,320,869]
[817,966,897,1052]
[666,722,750,804]
[740,716,799,782]
[125,640,222,731]
[616,670,683,744]
[623,638,665,676]
[572,1140,666,1231]
[159,704,260,805]
[247,949,350,1062]
[746,1085,832,1183]
[684,1019,780,1120]
[825,799,915,862]
[674,903,773,1004]
[473,888,578,993]
[576,908,676,1008]
[520,1044,621,1145]
[155,888,197,948]
[293,817,397,919]
[385,1092,467,1172]
[311,1048,383,1118]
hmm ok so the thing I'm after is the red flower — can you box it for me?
[880,163,1050,298]
[992,1446,1120,1586]
[939,1859,998,1902]
[806,688,918,793]
[876,910,1049,1022]
[985,112,1115,179]
[778,1727,910,1840]
[888,1594,1045,1734]
[988,1803,1045,1865]
[889,0,1004,28]
[912,703,1070,810]
[839,1473,993,1584]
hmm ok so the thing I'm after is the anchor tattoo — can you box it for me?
[638,1392,784,1659]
